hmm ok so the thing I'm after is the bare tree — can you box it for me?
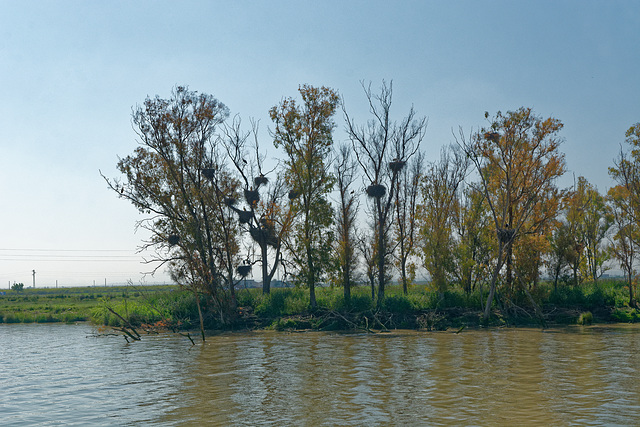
[394,151,424,295]
[344,81,427,305]
[221,117,293,294]
[334,143,360,305]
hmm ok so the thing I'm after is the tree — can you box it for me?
[221,117,293,295]
[344,81,426,305]
[451,186,493,298]
[393,152,423,295]
[11,282,24,291]
[103,86,236,338]
[545,221,574,290]
[607,185,639,307]
[359,228,378,300]
[609,122,640,307]
[270,85,340,308]
[458,108,566,321]
[564,177,589,286]
[609,123,640,224]
[333,143,360,305]
[418,145,467,296]
[579,179,612,282]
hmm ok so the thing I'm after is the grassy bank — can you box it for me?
[235,279,640,331]
[1,280,638,330]
[0,285,180,325]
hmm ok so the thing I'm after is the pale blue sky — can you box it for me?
[1,1,638,286]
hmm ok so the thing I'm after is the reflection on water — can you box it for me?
[1,323,639,426]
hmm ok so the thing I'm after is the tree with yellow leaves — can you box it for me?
[459,107,566,322]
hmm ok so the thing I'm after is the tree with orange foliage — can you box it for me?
[458,107,566,322]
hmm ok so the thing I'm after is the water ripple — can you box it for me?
[2,324,640,425]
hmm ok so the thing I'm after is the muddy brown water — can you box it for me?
[2,323,639,425]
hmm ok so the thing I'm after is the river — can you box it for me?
[1,323,639,426]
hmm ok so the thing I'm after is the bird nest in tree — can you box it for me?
[389,160,406,173]
[168,234,180,246]
[244,189,260,206]
[202,168,216,180]
[254,175,269,187]
[484,132,500,142]
[237,210,253,224]
[237,265,252,278]
[288,189,299,200]
[224,197,237,207]
[250,227,278,248]
[497,228,515,243]
[366,184,386,198]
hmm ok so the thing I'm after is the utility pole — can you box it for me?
[32,270,36,288]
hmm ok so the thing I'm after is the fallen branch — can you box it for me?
[105,306,141,340]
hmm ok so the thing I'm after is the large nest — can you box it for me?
[201,168,216,180]
[237,210,253,224]
[237,265,252,278]
[389,159,406,173]
[497,228,515,243]
[250,227,278,248]
[244,189,260,206]
[167,234,180,246]
[254,175,269,187]
[366,184,386,198]
[484,132,500,142]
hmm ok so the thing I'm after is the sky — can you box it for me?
[1,0,639,287]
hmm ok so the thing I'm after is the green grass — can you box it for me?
[0,285,181,325]
[1,279,636,330]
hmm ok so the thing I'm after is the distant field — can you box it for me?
[0,285,180,324]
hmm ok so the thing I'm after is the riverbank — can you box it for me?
[1,280,638,331]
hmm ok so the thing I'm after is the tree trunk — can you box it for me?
[401,258,408,295]
[376,201,385,306]
[306,218,317,309]
[261,243,270,294]
[483,245,505,322]
[344,271,351,307]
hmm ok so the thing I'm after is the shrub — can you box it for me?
[3,313,19,323]
[577,311,593,325]
[611,308,639,323]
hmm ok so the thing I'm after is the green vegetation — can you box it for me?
[0,285,180,326]
[1,279,639,332]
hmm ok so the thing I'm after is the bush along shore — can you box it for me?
[1,280,639,335]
